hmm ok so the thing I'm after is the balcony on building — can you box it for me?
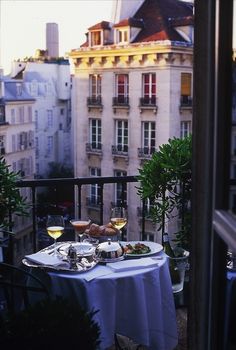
[139,97,158,114]
[112,145,129,163]
[86,196,100,210]
[112,96,130,113]
[86,143,103,158]
[138,147,156,160]
[87,96,103,112]
[179,95,193,111]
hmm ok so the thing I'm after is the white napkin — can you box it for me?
[25,252,68,267]
[106,257,158,272]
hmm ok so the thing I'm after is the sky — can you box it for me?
[0,0,114,74]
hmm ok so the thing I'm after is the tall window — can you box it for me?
[115,120,128,152]
[35,110,38,130]
[28,106,32,123]
[89,167,101,206]
[142,122,156,154]
[47,136,53,156]
[19,107,24,123]
[142,73,156,104]
[114,170,127,206]
[180,121,191,138]
[47,110,53,128]
[180,73,192,105]
[89,74,101,102]
[90,119,101,149]
[115,74,129,103]
[11,109,15,124]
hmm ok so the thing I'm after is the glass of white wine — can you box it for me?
[46,215,65,255]
[110,207,127,237]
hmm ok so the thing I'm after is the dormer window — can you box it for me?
[116,29,129,44]
[91,31,102,46]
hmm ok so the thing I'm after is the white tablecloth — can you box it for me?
[48,255,178,350]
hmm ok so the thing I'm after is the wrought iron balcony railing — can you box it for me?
[112,145,128,156]
[180,95,193,108]
[138,147,156,158]
[87,96,102,106]
[112,96,129,107]
[86,143,102,155]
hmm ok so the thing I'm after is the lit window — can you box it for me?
[91,31,101,46]
[142,73,156,104]
[115,74,129,104]
[181,73,192,105]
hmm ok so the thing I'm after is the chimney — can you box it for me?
[46,23,59,58]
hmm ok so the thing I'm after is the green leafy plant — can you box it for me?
[137,136,192,250]
[0,156,28,229]
[0,296,101,349]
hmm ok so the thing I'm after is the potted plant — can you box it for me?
[137,136,192,250]
[0,156,28,230]
[137,137,192,292]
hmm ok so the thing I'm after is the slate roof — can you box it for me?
[3,80,35,102]
[81,0,193,47]
[133,0,193,43]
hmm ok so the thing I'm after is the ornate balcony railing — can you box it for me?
[86,143,102,155]
[138,147,156,158]
[180,95,193,108]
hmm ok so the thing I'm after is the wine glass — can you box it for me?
[70,218,91,242]
[46,215,65,255]
[110,207,127,237]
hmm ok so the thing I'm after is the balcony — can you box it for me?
[87,96,103,112]
[139,97,158,114]
[112,97,130,113]
[112,145,129,163]
[138,147,156,160]
[86,143,103,158]
[179,95,193,111]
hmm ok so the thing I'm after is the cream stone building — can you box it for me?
[69,0,194,242]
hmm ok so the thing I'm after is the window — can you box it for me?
[47,110,53,128]
[0,135,5,155]
[115,74,129,104]
[116,29,128,43]
[11,109,15,123]
[28,106,32,122]
[143,232,155,242]
[91,31,101,46]
[35,110,38,130]
[115,120,128,152]
[12,135,16,152]
[114,170,127,206]
[180,73,192,105]
[89,167,101,206]
[180,121,191,138]
[0,105,5,123]
[89,74,101,102]
[142,73,156,104]
[142,122,156,154]
[16,83,22,96]
[47,136,53,156]
[90,119,101,149]
[19,106,24,123]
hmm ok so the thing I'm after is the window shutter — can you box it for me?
[181,73,191,95]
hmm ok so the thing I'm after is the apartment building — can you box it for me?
[0,69,36,263]
[70,0,194,242]
[10,23,72,178]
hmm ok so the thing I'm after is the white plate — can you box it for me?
[57,242,95,257]
[120,241,163,257]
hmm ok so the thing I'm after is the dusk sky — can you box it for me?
[0,0,113,74]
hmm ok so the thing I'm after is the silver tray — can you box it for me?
[22,241,98,273]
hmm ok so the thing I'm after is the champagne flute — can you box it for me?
[110,207,127,237]
[46,215,65,256]
[70,218,91,243]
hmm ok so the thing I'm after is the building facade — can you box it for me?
[69,0,194,242]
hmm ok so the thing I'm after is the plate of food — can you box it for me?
[120,241,163,257]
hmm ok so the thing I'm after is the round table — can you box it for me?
[48,254,178,350]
